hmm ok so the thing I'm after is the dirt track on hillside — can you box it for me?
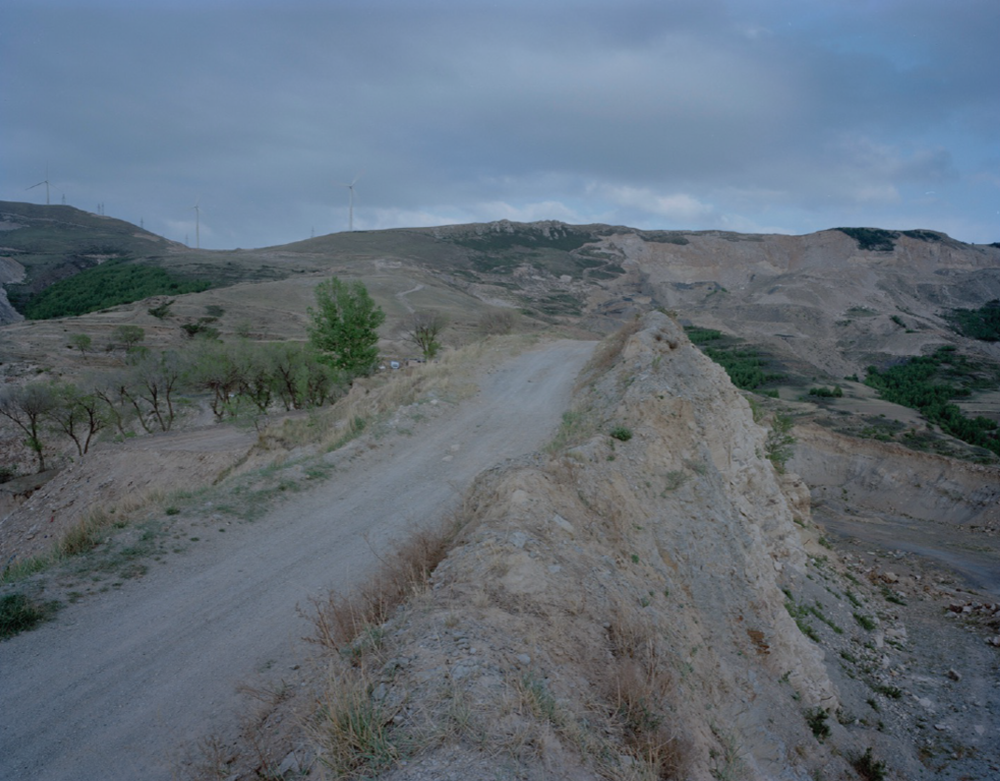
[0,338,595,781]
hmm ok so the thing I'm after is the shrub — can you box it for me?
[477,308,515,335]
[852,747,888,781]
[147,300,174,319]
[610,426,633,442]
[1,593,58,639]
[805,707,830,742]
[765,413,796,473]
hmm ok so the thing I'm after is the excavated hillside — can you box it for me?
[291,312,980,781]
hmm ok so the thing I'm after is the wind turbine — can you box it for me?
[26,165,54,205]
[338,172,363,232]
[190,198,201,249]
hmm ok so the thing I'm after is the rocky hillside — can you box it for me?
[292,312,1000,780]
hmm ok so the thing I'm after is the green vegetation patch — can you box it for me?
[21,258,211,319]
[836,227,898,252]
[685,326,785,391]
[901,229,944,242]
[948,299,1000,342]
[642,231,690,245]
[1,592,60,639]
[865,346,1000,455]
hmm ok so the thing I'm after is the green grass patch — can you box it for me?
[1,593,60,639]
[546,409,589,453]
[853,612,877,631]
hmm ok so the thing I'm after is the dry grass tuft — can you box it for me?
[604,659,682,779]
[599,599,685,779]
[313,663,405,779]
[309,512,467,654]
[577,316,643,389]
[59,488,165,556]
[4,488,169,583]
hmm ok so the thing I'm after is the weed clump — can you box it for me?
[1,593,59,639]
[852,747,888,781]
[609,425,633,442]
[805,707,830,742]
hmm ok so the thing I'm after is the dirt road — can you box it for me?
[0,338,595,781]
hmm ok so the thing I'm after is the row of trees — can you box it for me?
[1,276,454,475]
[0,341,350,473]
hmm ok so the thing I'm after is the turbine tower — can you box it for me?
[339,172,363,232]
[190,198,201,249]
[26,165,53,205]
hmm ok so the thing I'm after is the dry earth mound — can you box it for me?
[310,313,859,780]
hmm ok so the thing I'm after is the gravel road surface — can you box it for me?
[0,338,594,781]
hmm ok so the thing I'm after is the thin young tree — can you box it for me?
[404,311,447,360]
[69,333,93,358]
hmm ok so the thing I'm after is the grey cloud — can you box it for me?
[1,1,996,247]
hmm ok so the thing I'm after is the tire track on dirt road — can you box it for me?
[0,338,595,781]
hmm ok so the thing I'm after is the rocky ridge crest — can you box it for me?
[334,313,853,780]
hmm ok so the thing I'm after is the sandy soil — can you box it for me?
[0,338,595,781]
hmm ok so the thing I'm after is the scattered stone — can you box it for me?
[947,668,962,682]
[277,752,300,777]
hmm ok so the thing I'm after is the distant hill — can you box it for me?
[3,203,1000,442]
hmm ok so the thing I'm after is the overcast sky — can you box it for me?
[2,0,998,249]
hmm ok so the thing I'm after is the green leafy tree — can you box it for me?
[307,277,385,376]
[69,333,93,356]
[111,325,145,353]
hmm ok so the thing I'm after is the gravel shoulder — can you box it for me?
[0,338,595,781]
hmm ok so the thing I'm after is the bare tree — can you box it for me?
[478,308,515,336]
[403,311,447,360]
[127,351,184,432]
[0,383,57,472]
[46,382,107,456]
